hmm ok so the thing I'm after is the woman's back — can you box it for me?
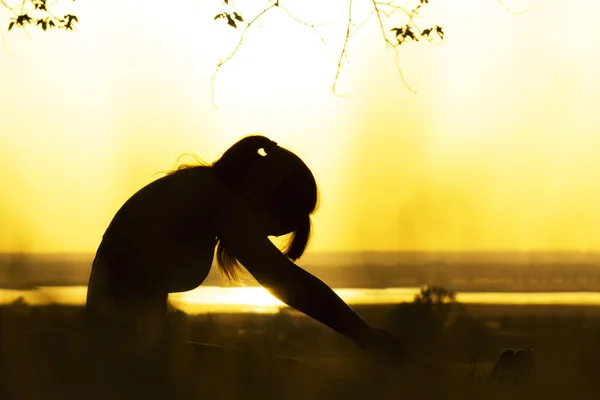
[93,166,220,293]
[104,167,215,248]
[83,166,225,398]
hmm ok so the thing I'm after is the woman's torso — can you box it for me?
[95,166,220,294]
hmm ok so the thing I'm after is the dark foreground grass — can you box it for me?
[1,299,599,400]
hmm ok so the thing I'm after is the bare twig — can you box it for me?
[276,4,332,28]
[393,45,416,94]
[349,8,375,38]
[0,0,19,15]
[277,4,338,63]
[211,3,278,108]
[370,0,424,93]
[371,0,395,47]
[44,7,61,21]
[0,10,18,55]
[496,0,535,16]
[374,1,413,18]
[331,0,353,94]
[0,20,21,55]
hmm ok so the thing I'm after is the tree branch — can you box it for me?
[371,0,396,48]
[0,12,21,56]
[371,0,417,93]
[277,4,338,64]
[2,1,533,100]
[349,7,376,38]
[331,0,353,94]
[496,0,535,16]
[211,3,278,108]
[2,0,79,32]
[0,0,533,100]
[0,0,19,16]
[393,45,417,94]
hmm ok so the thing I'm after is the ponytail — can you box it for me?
[212,135,278,187]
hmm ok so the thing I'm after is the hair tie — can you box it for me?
[259,140,278,157]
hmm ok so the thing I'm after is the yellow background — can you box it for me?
[1,0,599,254]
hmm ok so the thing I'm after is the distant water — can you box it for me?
[2,286,600,314]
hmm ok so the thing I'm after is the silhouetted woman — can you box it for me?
[84,135,397,396]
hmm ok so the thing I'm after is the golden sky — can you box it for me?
[1,0,600,254]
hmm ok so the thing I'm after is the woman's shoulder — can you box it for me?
[169,166,228,201]
[165,166,252,224]
[147,166,221,200]
[105,167,222,233]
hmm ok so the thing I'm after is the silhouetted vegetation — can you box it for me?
[2,286,599,399]
[2,0,442,46]
[209,0,444,93]
[1,0,447,96]
[2,0,78,32]
[386,286,493,363]
[1,1,535,98]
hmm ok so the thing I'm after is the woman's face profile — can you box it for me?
[265,214,296,237]
[255,200,298,237]
[236,143,315,239]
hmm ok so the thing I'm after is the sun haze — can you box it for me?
[1,0,600,254]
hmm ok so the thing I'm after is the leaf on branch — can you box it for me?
[435,25,444,40]
[391,25,418,45]
[223,0,229,4]
[37,19,48,31]
[34,0,47,11]
[420,25,445,41]
[404,27,417,41]
[61,14,79,30]
[214,12,238,28]
[226,14,237,28]
[8,22,14,31]
[233,12,243,22]
[16,14,33,26]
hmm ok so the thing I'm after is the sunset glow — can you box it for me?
[2,0,600,254]
[3,286,600,315]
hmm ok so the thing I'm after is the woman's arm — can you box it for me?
[243,243,376,349]
[210,187,377,349]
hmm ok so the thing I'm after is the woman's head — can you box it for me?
[212,135,319,280]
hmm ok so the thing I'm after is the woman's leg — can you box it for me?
[84,249,171,399]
